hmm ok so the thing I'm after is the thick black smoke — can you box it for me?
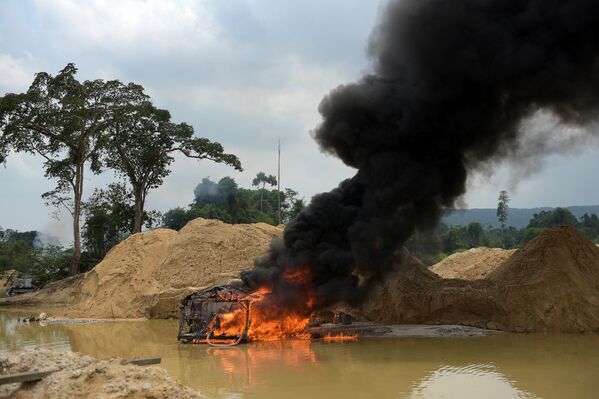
[241,0,599,309]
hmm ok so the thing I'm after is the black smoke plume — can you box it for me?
[241,0,599,310]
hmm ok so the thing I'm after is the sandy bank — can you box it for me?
[0,350,203,399]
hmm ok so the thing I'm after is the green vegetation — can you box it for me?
[0,64,240,274]
[0,228,73,285]
[103,89,241,233]
[252,172,278,213]
[162,175,305,230]
[82,183,162,264]
[407,207,599,265]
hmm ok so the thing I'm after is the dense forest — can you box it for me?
[407,208,599,265]
[162,176,305,230]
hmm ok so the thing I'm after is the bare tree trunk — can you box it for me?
[133,187,144,233]
[70,162,84,276]
[260,182,264,213]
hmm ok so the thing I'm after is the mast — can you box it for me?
[277,139,281,224]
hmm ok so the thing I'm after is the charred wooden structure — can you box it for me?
[177,284,251,345]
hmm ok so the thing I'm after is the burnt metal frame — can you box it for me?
[177,285,251,344]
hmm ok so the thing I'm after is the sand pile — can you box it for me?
[430,247,516,280]
[359,226,599,332]
[69,228,177,319]
[355,249,498,327]
[0,350,202,399]
[155,219,283,289]
[488,225,599,332]
[3,220,598,332]
[0,218,282,319]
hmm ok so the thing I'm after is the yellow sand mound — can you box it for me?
[488,226,599,332]
[430,247,516,280]
[360,226,599,332]
[3,218,282,319]
[4,221,599,332]
[0,350,203,398]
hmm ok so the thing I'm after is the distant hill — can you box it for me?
[442,205,599,228]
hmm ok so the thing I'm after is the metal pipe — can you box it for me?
[206,327,244,347]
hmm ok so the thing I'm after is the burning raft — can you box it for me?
[178,285,252,346]
[178,284,357,346]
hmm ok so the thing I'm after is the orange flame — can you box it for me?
[322,333,358,343]
[213,268,315,341]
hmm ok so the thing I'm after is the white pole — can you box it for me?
[277,139,281,224]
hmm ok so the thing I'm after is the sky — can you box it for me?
[1,0,599,244]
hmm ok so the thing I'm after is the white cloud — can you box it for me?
[0,53,37,93]
[4,152,44,180]
[34,0,217,53]
[4,0,599,236]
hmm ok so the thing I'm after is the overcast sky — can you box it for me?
[2,0,599,243]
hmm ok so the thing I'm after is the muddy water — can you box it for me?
[1,310,598,399]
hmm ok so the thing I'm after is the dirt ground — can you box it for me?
[0,350,203,399]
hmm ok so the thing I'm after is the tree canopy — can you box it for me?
[0,63,117,274]
[252,172,277,213]
[162,176,305,230]
[406,207,599,265]
[527,208,579,229]
[496,190,510,229]
[1,63,242,273]
[82,182,161,262]
[104,89,242,232]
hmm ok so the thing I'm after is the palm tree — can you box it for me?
[252,172,277,213]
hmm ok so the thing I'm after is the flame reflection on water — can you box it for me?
[206,340,318,389]
[2,310,599,399]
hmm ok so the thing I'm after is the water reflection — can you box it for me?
[0,310,72,352]
[205,341,318,394]
[1,310,598,399]
[409,364,537,399]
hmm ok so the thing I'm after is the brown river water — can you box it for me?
[1,309,598,399]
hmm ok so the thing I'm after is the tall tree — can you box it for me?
[252,172,277,213]
[496,190,510,229]
[82,182,160,261]
[105,89,242,233]
[0,64,115,275]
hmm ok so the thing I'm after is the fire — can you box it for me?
[212,268,315,341]
[322,333,358,343]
